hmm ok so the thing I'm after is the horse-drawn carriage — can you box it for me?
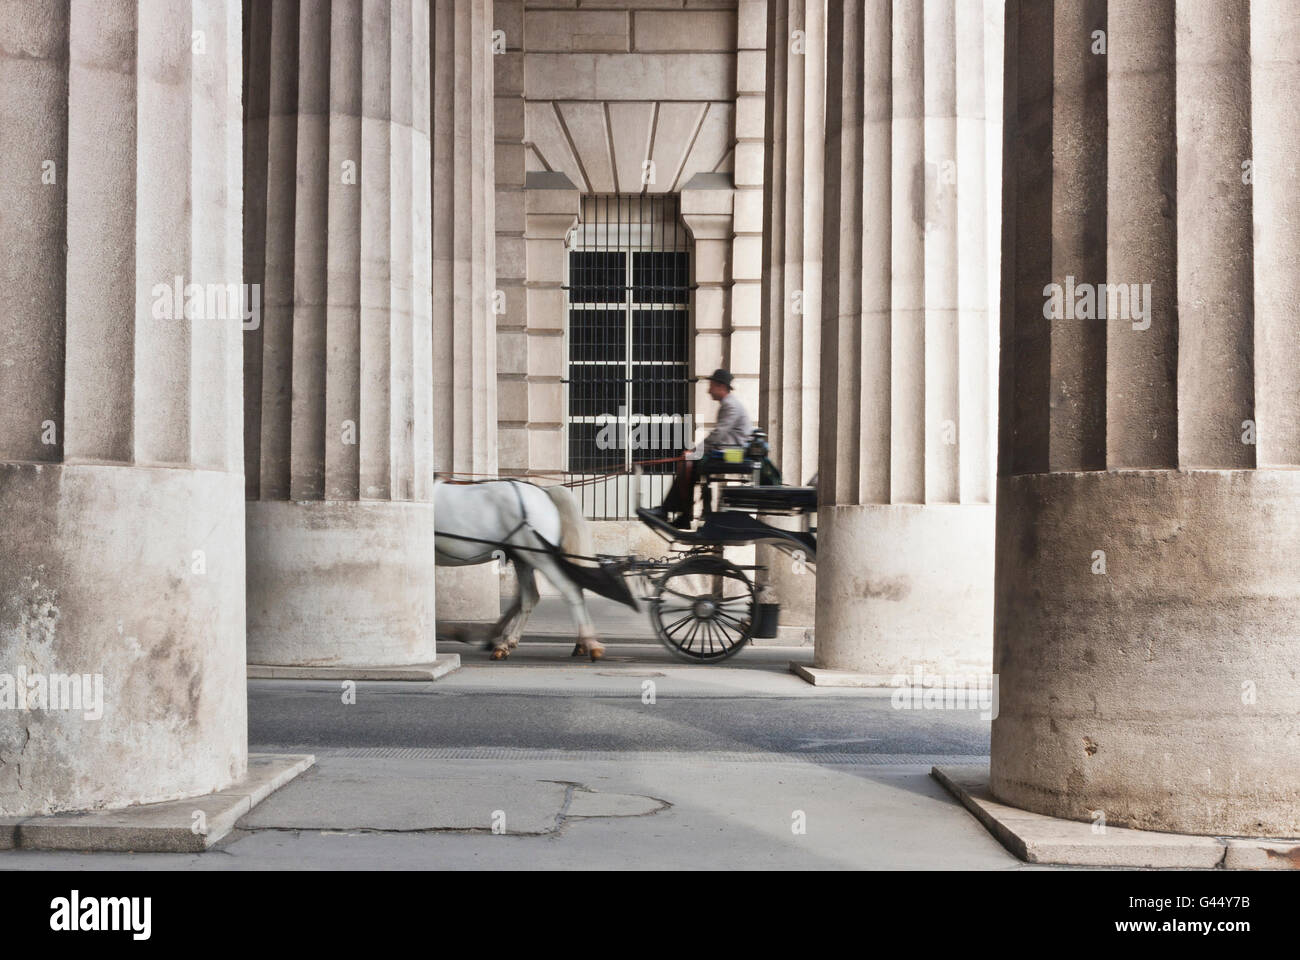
[626,432,817,662]
[434,430,817,664]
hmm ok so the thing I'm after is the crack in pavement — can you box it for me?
[540,780,673,836]
[548,780,580,834]
[225,779,673,843]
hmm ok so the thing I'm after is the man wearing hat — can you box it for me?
[649,368,753,528]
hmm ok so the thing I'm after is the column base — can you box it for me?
[762,624,814,646]
[757,531,816,643]
[248,654,461,681]
[992,469,1300,836]
[0,462,247,817]
[813,502,994,676]
[435,563,501,625]
[246,499,438,668]
[789,663,892,686]
[1,754,314,852]
[935,766,1300,869]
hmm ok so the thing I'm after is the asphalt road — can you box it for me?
[248,646,992,757]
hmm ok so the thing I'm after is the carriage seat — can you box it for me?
[692,429,781,484]
[718,484,817,514]
[693,447,762,478]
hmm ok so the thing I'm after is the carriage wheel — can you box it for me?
[650,554,755,663]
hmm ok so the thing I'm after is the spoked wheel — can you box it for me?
[650,554,755,663]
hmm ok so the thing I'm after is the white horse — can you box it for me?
[434,479,636,661]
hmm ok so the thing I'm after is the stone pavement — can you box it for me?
[0,638,1035,870]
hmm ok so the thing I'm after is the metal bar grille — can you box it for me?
[564,194,693,519]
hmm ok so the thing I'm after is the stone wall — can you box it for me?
[493,0,763,486]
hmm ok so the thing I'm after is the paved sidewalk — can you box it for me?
[0,758,1018,870]
[0,641,1021,870]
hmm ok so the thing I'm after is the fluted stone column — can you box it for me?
[759,0,826,641]
[812,0,1002,679]
[0,1,247,813]
[993,0,1300,836]
[433,0,499,624]
[244,0,439,667]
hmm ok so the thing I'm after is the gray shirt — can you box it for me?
[699,392,754,453]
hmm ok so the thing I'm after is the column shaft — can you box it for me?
[759,0,825,639]
[434,0,500,623]
[812,0,1002,678]
[244,0,440,667]
[993,0,1300,836]
[1,0,247,816]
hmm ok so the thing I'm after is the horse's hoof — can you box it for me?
[490,647,509,661]
[571,644,585,657]
[588,647,605,662]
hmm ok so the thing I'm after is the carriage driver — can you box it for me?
[648,368,754,529]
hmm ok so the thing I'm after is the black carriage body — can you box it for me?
[628,446,818,662]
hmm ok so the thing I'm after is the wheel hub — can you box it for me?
[692,598,717,618]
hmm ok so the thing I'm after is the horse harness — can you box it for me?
[435,479,567,562]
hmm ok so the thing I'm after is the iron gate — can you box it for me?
[564,194,694,519]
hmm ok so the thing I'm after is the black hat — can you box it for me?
[706,368,733,388]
